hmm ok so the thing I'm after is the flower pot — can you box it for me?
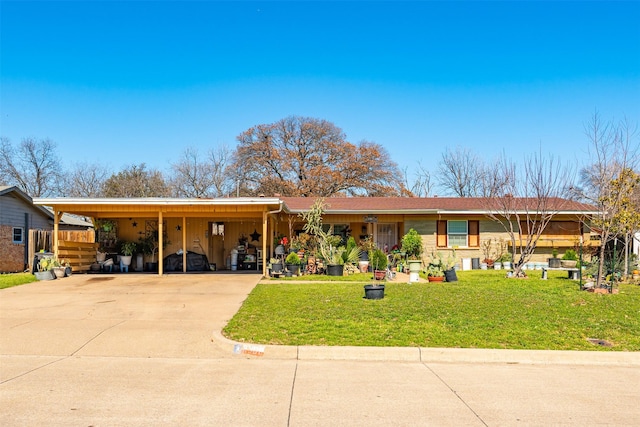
[271,263,283,273]
[407,260,421,273]
[327,264,344,276]
[444,268,457,282]
[494,262,502,270]
[374,270,386,280]
[358,260,370,273]
[120,255,132,267]
[364,284,385,300]
[65,266,72,277]
[503,262,512,270]
[52,267,66,279]
[561,260,577,268]
[480,263,488,270]
[34,271,54,281]
[428,276,444,282]
[286,264,300,275]
[548,258,561,268]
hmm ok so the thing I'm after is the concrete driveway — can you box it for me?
[1,273,639,426]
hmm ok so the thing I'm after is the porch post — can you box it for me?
[158,211,164,276]
[182,216,187,273]
[262,211,268,276]
[53,210,62,257]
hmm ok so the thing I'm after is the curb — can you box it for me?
[212,330,640,366]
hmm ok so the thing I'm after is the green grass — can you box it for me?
[224,270,640,351]
[0,272,38,289]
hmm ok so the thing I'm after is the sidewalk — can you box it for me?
[1,273,639,426]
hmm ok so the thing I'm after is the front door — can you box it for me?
[375,223,397,253]
[208,222,225,270]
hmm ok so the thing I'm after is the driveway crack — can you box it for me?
[70,319,127,356]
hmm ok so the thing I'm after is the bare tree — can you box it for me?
[438,146,486,197]
[169,145,234,198]
[578,113,639,287]
[0,137,62,197]
[402,162,434,197]
[484,152,575,278]
[64,161,110,197]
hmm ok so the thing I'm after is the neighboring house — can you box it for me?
[0,186,94,273]
[33,196,599,276]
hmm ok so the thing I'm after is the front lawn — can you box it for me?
[0,272,38,289]
[223,270,640,351]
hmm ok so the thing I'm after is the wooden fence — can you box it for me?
[28,229,97,272]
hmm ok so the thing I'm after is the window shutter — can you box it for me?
[436,220,447,247]
[468,220,479,247]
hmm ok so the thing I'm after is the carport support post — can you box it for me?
[158,212,164,275]
[182,216,187,273]
[262,211,268,276]
[53,210,62,257]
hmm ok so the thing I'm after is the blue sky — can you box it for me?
[1,1,639,184]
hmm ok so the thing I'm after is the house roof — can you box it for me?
[280,197,599,215]
[1,186,55,220]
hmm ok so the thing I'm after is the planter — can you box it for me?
[96,251,107,263]
[120,255,132,267]
[407,260,422,273]
[374,270,386,280]
[502,262,512,270]
[286,264,300,275]
[326,264,344,276]
[480,263,488,270]
[561,260,577,268]
[34,270,54,281]
[271,263,283,273]
[145,262,158,272]
[444,268,457,282]
[428,276,444,282]
[364,284,385,300]
[52,267,66,279]
[65,266,72,277]
[494,262,502,270]
[548,258,561,268]
[358,260,370,273]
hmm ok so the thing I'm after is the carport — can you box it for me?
[33,197,283,276]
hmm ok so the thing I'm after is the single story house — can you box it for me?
[0,186,93,273]
[33,196,599,276]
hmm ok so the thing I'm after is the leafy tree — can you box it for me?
[232,116,402,197]
[168,145,234,198]
[103,163,170,197]
[0,137,62,197]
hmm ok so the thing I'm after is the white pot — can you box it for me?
[120,255,132,266]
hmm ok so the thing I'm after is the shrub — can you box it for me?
[285,252,302,265]
[370,248,388,270]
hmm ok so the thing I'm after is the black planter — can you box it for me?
[548,258,561,268]
[271,263,283,273]
[286,264,300,275]
[364,284,385,299]
[444,268,458,282]
[327,264,344,276]
[145,262,158,272]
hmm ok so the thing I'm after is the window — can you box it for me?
[12,227,24,244]
[322,224,349,245]
[447,220,468,247]
[437,220,480,248]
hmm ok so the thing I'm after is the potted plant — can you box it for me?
[285,251,302,276]
[561,249,578,268]
[268,257,283,275]
[426,252,445,282]
[358,237,376,273]
[548,248,561,268]
[402,228,423,274]
[370,248,388,280]
[34,257,56,280]
[119,241,137,271]
[443,251,458,282]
